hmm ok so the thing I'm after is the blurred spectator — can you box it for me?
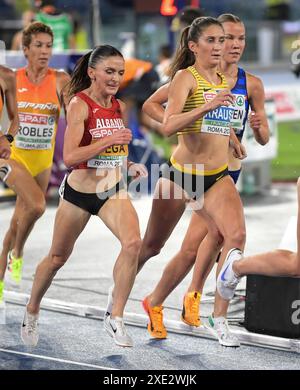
[265,0,291,21]
[170,5,204,32]
[155,44,172,85]
[34,0,75,50]
[10,9,35,50]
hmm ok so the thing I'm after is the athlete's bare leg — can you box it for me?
[0,162,49,279]
[99,190,142,317]
[138,178,187,273]
[198,176,246,318]
[27,200,90,314]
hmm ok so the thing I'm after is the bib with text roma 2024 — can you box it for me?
[87,118,128,169]
[201,90,234,136]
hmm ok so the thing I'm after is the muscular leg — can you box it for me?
[149,212,208,307]
[12,167,51,258]
[27,200,90,314]
[0,162,50,279]
[138,178,186,273]
[188,213,224,293]
[99,191,142,317]
[202,176,246,317]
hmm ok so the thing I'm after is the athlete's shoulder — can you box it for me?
[0,65,16,92]
[245,71,264,89]
[0,65,15,82]
[68,95,89,119]
[55,69,70,84]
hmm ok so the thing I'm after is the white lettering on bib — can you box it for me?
[201,91,232,136]
[15,113,56,150]
[230,94,247,135]
[87,119,128,169]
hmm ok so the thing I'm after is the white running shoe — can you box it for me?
[21,308,39,347]
[205,315,240,347]
[104,315,133,347]
[217,248,243,300]
[103,285,114,321]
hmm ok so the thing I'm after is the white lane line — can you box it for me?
[0,348,118,370]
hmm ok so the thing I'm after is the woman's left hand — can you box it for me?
[128,163,148,180]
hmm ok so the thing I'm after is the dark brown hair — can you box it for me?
[22,21,53,48]
[68,45,124,98]
[169,16,224,79]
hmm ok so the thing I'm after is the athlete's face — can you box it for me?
[24,33,53,67]
[222,22,246,64]
[89,56,125,96]
[189,25,225,67]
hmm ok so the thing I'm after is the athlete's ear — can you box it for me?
[87,67,96,82]
[188,41,197,56]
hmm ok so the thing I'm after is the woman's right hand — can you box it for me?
[107,128,133,146]
[205,89,235,111]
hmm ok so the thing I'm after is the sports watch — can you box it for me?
[4,134,14,144]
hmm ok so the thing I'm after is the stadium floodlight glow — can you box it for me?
[160,0,178,16]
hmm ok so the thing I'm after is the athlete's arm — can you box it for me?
[247,73,270,145]
[63,97,132,168]
[142,83,169,123]
[163,70,234,136]
[1,66,18,137]
[56,70,71,112]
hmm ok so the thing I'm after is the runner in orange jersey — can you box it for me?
[0,22,70,289]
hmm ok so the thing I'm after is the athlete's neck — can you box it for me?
[86,89,112,108]
[25,65,48,84]
[194,63,220,85]
[219,62,238,88]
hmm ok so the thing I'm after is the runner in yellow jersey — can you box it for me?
[0,22,70,290]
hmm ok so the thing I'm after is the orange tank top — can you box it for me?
[13,67,61,151]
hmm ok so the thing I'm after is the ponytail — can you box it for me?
[168,26,195,79]
[68,51,93,98]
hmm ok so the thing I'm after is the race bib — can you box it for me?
[230,94,247,135]
[201,91,232,136]
[87,127,128,169]
[15,112,55,150]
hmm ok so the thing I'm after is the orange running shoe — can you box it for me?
[142,296,167,339]
[181,291,201,326]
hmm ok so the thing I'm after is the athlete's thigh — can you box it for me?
[203,175,245,236]
[5,159,45,207]
[98,190,140,242]
[50,199,91,255]
[180,211,208,253]
[34,167,52,195]
[143,178,186,245]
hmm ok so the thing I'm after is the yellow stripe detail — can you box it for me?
[170,156,227,176]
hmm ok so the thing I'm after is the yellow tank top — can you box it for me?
[178,66,230,136]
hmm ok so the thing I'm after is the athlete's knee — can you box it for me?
[122,236,142,258]
[225,226,246,248]
[179,245,197,266]
[28,198,46,220]
[288,258,300,277]
[49,253,68,271]
[142,239,164,258]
